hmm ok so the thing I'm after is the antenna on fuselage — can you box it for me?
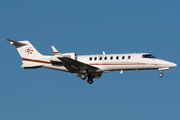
[102,51,105,55]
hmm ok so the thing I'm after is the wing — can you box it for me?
[51,46,99,73]
[58,57,99,73]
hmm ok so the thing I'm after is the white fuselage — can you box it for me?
[6,39,177,84]
[42,53,177,73]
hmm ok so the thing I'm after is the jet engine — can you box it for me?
[62,53,77,60]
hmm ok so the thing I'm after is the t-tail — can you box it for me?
[5,39,47,69]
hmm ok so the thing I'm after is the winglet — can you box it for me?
[51,46,62,55]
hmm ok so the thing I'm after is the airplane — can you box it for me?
[5,39,177,84]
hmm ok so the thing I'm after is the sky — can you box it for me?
[0,0,180,120]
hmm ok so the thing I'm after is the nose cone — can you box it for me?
[156,59,177,68]
[168,62,177,68]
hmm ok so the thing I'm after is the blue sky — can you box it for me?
[0,0,180,120]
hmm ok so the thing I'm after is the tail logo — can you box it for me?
[25,47,33,54]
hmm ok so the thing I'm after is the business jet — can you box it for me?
[5,39,177,84]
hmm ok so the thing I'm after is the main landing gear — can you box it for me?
[87,75,93,84]
[80,74,93,84]
[80,73,86,80]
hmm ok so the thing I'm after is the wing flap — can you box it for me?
[62,62,78,73]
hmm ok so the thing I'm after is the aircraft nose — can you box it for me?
[168,62,177,68]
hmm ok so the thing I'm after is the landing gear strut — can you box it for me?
[87,75,93,84]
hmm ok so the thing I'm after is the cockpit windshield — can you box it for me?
[142,54,156,58]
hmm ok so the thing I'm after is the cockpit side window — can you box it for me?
[142,54,156,58]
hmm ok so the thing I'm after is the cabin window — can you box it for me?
[99,57,102,60]
[104,56,107,60]
[110,56,113,60]
[122,56,125,59]
[116,56,119,60]
[128,56,131,59]
[89,57,92,61]
[94,57,97,60]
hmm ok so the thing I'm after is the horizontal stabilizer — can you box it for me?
[21,61,43,68]
[5,39,27,46]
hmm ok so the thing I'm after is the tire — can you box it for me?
[87,79,93,84]
[80,74,86,80]
[159,73,163,78]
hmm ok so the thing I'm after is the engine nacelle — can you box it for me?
[62,53,77,60]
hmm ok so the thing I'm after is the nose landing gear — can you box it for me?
[159,72,163,78]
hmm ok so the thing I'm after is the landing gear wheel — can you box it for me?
[87,79,93,84]
[80,74,86,80]
[159,73,163,78]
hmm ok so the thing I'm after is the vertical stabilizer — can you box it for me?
[5,39,43,59]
